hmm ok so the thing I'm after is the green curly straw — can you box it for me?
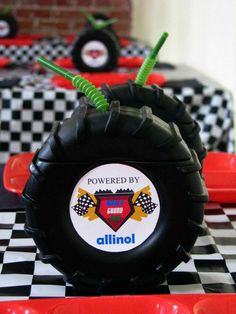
[80,8,117,30]
[94,18,117,30]
[37,56,109,112]
[135,32,169,86]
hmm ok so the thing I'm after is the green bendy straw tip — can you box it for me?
[80,8,116,30]
[151,32,169,58]
[95,18,117,30]
[37,56,109,112]
[135,32,169,86]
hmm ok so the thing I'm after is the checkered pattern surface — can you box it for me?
[0,202,236,300]
[164,86,234,153]
[0,37,151,64]
[72,193,95,216]
[0,39,68,64]
[0,88,77,163]
[134,192,156,214]
[121,41,151,57]
[0,85,234,163]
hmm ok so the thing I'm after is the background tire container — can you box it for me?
[101,82,207,165]
[23,90,208,295]
[71,28,120,72]
[0,14,18,38]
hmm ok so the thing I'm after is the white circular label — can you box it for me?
[69,164,160,252]
[0,20,9,37]
[81,40,108,68]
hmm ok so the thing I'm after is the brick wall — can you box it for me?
[0,0,132,37]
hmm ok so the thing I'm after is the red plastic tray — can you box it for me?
[4,151,236,203]
[0,38,36,46]
[54,56,145,69]
[0,294,236,314]
[0,35,128,48]
[3,153,33,196]
[0,57,11,68]
[51,72,166,89]
[119,37,130,47]
[0,35,42,46]
[118,56,144,68]
[203,151,236,203]
[52,56,166,89]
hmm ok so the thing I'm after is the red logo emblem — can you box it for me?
[95,190,134,231]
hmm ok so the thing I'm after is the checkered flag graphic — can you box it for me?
[134,192,157,214]
[72,194,95,216]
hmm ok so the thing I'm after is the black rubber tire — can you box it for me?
[101,82,207,165]
[71,28,120,72]
[23,101,208,295]
[0,14,18,38]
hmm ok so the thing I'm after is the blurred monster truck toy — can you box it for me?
[23,33,208,295]
[71,10,119,72]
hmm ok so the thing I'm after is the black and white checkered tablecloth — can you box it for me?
[0,37,151,64]
[0,203,236,300]
[0,37,234,162]
[0,84,234,163]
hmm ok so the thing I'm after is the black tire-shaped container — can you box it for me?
[23,101,208,295]
[101,82,207,165]
[71,28,120,72]
[0,14,18,38]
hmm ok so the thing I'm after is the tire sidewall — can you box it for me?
[32,160,193,277]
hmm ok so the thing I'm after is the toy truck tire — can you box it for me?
[71,28,120,72]
[101,82,207,165]
[23,101,208,295]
